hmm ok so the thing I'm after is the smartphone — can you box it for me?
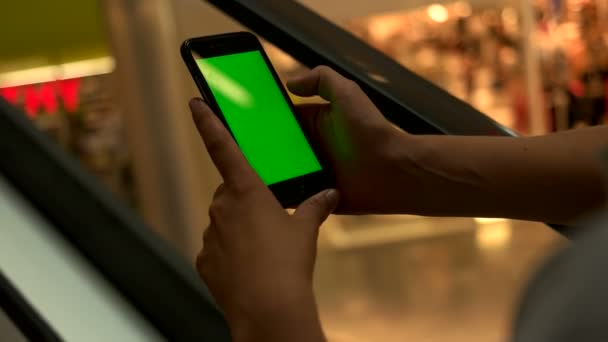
[181,32,332,207]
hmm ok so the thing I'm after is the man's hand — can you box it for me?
[288,66,415,214]
[189,98,335,342]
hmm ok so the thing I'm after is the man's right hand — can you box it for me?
[288,66,415,215]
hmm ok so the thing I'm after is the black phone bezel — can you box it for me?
[181,32,333,207]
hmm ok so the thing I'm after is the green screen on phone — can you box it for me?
[196,51,322,185]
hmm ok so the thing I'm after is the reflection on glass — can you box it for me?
[195,59,254,108]
[428,4,449,23]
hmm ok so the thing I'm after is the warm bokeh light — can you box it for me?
[454,1,472,17]
[475,218,513,251]
[368,15,405,43]
[427,4,449,23]
[0,57,114,88]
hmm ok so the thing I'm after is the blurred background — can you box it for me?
[3,0,602,341]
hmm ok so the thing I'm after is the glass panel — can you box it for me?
[0,175,165,342]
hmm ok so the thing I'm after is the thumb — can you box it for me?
[286,66,344,102]
[286,70,317,97]
[293,189,340,227]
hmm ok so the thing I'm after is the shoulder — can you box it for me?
[513,210,608,342]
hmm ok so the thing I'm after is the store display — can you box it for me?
[342,3,526,132]
[265,1,608,135]
[0,74,135,206]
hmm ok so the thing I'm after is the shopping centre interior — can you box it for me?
[2,0,604,340]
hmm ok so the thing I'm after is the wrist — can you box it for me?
[383,126,423,166]
[228,288,325,342]
[388,133,495,217]
[374,128,428,213]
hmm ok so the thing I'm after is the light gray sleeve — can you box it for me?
[513,211,608,342]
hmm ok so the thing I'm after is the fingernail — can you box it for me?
[189,97,206,109]
[324,189,338,200]
[287,73,306,85]
[189,98,206,122]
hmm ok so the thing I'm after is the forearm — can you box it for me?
[393,126,608,223]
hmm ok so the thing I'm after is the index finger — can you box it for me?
[189,98,259,187]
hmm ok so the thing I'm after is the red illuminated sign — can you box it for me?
[0,78,81,118]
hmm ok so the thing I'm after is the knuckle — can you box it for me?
[230,180,256,196]
[316,65,332,75]
[208,201,224,221]
[331,79,359,101]
[195,250,203,265]
[202,226,212,242]
[195,252,206,274]
[343,79,361,93]
[308,194,325,209]
[316,66,336,86]
[196,246,217,281]
[205,134,225,155]
[212,183,225,199]
[199,262,212,282]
